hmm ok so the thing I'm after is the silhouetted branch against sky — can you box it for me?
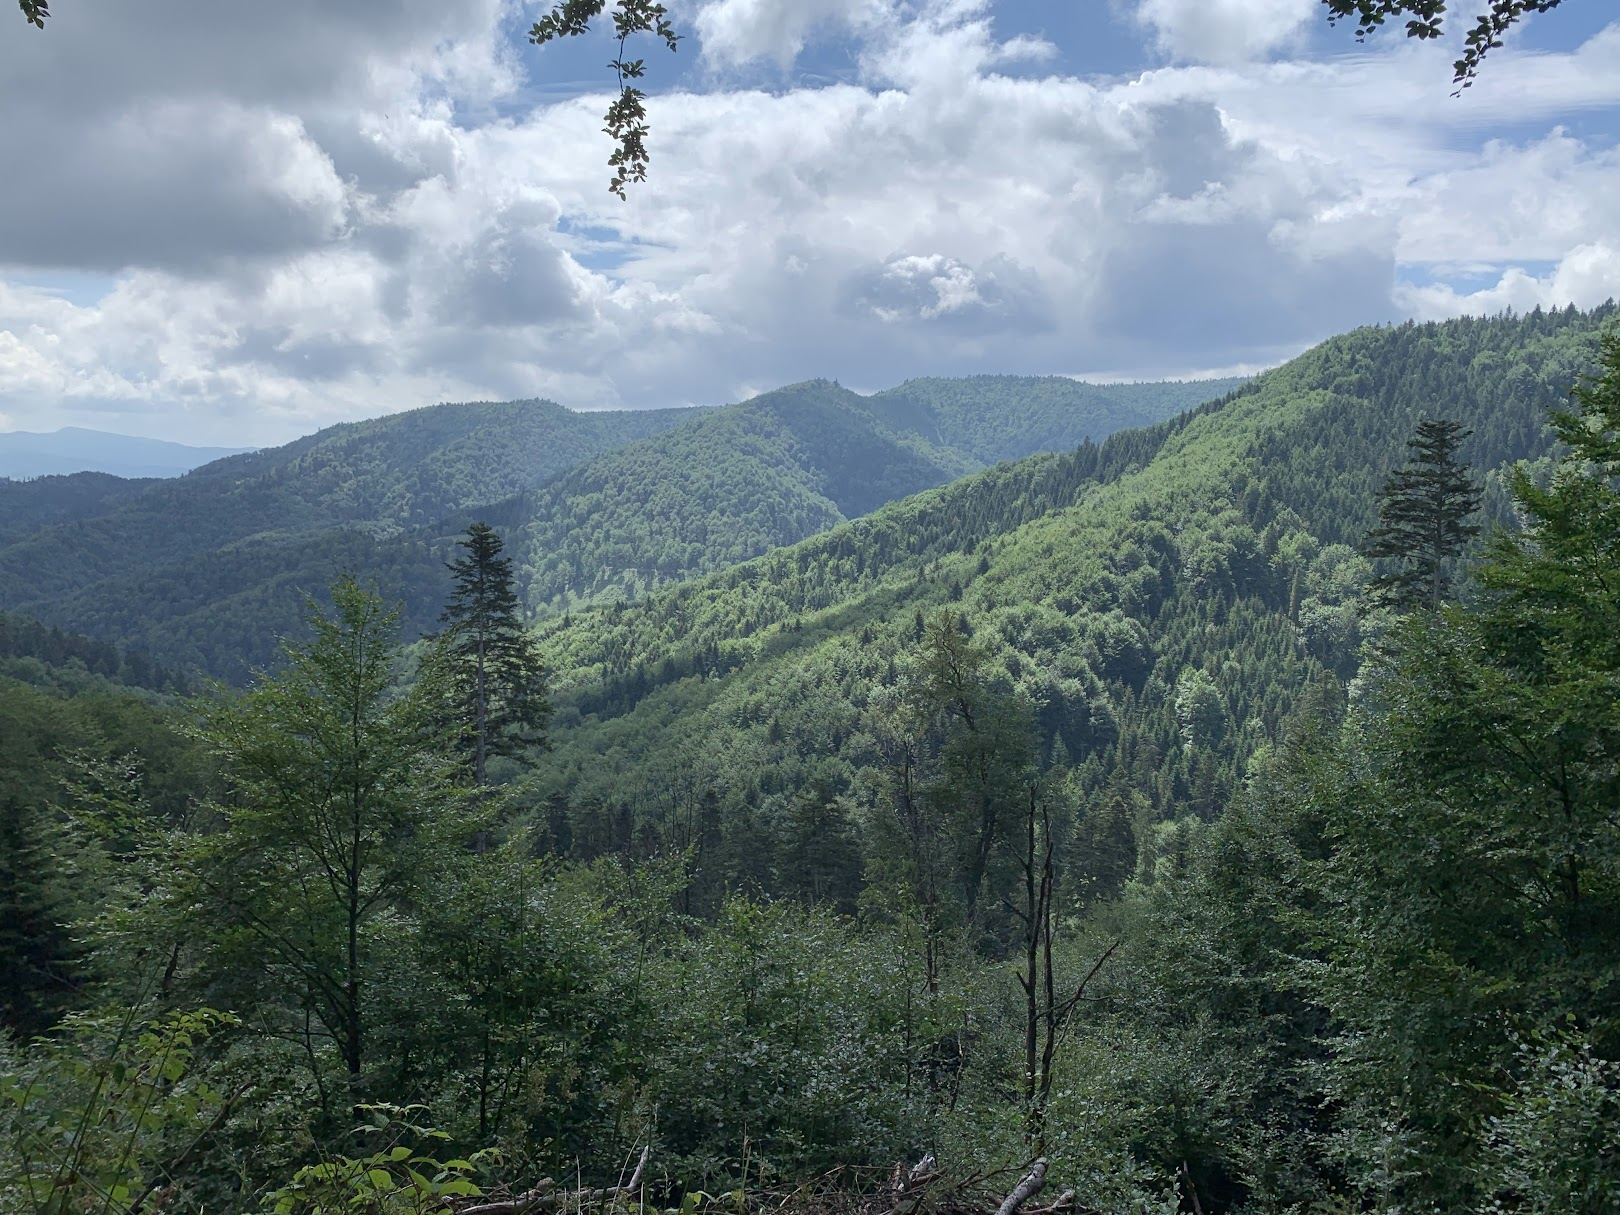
[521,0,1574,192]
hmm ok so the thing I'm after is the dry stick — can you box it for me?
[1027,1191,1075,1215]
[906,1155,937,1188]
[624,1145,651,1195]
[1179,1162,1207,1215]
[1052,941,1121,1028]
[125,1089,246,1215]
[457,1147,649,1215]
[995,1158,1048,1215]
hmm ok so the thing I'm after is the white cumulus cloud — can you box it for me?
[1134,0,1317,65]
[695,0,895,68]
[0,3,1617,444]
[1397,243,1620,318]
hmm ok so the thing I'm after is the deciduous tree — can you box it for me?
[188,578,476,1107]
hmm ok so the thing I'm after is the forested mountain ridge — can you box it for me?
[526,307,1609,876]
[442,376,1240,614]
[0,376,1221,681]
[492,377,1180,613]
[866,374,1244,465]
[0,471,159,546]
[484,379,975,614]
[0,397,702,614]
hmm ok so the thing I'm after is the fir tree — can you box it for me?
[438,522,551,785]
[1363,418,1481,611]
[0,797,81,1037]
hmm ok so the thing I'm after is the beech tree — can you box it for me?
[1324,1,1566,87]
[188,579,475,1108]
[15,1,1575,193]
[528,0,680,198]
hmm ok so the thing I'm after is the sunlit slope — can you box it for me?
[528,309,1607,839]
[491,376,1245,615]
[490,380,974,612]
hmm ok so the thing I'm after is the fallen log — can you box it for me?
[994,1159,1046,1215]
[881,1153,1061,1215]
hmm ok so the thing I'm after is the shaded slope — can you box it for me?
[0,472,158,547]
[0,398,700,612]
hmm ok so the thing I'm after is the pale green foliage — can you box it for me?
[646,897,919,1184]
[1478,1029,1620,1215]
[1173,669,1227,751]
[1,1008,237,1215]
[263,1106,489,1215]
[527,0,679,197]
[184,578,479,1100]
[1323,0,1568,87]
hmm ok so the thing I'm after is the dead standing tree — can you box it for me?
[1011,787,1119,1147]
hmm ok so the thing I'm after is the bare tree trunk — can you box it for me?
[996,1158,1048,1215]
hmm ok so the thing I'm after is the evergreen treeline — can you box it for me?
[0,610,187,695]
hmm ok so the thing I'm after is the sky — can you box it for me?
[0,0,1616,446]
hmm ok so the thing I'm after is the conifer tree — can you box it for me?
[438,523,551,785]
[1324,333,1620,1207]
[1363,418,1481,611]
[0,797,80,1036]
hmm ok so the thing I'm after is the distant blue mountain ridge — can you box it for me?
[0,427,255,480]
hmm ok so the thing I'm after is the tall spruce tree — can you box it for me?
[1363,418,1481,611]
[1321,331,1620,1210]
[439,523,551,785]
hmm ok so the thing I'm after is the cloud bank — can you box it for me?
[0,1,1616,443]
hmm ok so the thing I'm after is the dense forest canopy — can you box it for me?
[0,376,1230,683]
[4,306,1620,1215]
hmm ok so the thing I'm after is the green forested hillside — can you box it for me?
[6,307,1619,1215]
[496,380,981,611]
[0,471,158,546]
[867,374,1244,465]
[2,377,1213,680]
[527,308,1604,875]
[0,609,188,695]
[0,616,208,1035]
[0,397,699,614]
